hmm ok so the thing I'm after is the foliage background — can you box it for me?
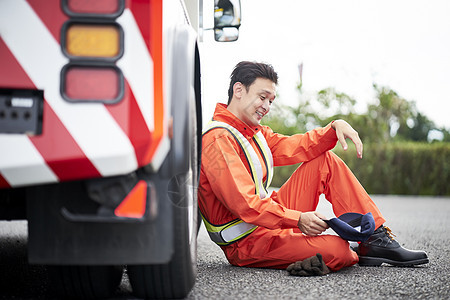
[263,84,450,195]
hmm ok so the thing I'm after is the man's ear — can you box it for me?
[233,82,243,99]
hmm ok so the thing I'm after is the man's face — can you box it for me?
[235,78,276,127]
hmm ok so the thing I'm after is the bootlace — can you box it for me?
[384,226,396,241]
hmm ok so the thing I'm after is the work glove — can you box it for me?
[286,253,330,276]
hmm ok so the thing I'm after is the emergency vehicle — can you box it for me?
[0,0,241,298]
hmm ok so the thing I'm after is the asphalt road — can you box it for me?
[0,195,449,299]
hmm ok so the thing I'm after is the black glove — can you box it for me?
[286,253,330,276]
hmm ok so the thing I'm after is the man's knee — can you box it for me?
[320,235,358,270]
[298,151,345,176]
[302,151,343,169]
[325,150,346,165]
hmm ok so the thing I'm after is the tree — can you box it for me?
[396,112,435,142]
[263,83,442,144]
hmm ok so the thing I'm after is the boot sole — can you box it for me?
[358,256,429,267]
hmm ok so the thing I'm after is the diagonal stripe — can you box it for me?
[26,0,68,43]
[117,9,154,132]
[117,5,170,170]
[106,80,152,167]
[0,37,100,184]
[0,38,35,89]
[0,135,58,187]
[0,173,11,188]
[0,38,59,187]
[30,102,102,181]
[0,0,138,177]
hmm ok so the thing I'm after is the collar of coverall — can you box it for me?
[213,103,262,138]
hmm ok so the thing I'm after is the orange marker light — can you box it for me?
[66,24,120,58]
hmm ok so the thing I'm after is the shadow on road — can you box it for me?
[0,227,49,299]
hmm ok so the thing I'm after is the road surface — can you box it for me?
[0,195,448,299]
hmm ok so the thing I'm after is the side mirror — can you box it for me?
[214,0,241,42]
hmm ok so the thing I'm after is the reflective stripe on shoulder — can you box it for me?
[253,132,274,189]
[204,121,261,196]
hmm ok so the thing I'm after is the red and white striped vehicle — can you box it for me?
[0,0,241,298]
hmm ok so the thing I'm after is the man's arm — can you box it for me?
[200,131,301,230]
[263,119,363,167]
[262,122,338,166]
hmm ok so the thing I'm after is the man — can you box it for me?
[198,61,428,275]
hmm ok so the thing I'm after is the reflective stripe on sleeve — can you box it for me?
[201,213,258,246]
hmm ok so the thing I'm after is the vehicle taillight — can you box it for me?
[60,0,125,103]
[62,0,124,18]
[67,0,120,14]
[65,24,121,59]
[62,66,123,103]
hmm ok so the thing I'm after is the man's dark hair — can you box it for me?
[227,61,278,105]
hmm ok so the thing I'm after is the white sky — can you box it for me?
[199,0,450,129]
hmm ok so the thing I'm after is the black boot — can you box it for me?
[356,225,429,267]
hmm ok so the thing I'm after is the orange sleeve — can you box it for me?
[201,130,301,229]
[263,122,338,166]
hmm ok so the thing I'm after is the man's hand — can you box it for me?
[297,212,329,236]
[332,120,363,159]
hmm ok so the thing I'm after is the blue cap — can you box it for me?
[324,212,375,242]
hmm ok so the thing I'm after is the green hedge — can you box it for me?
[271,142,450,196]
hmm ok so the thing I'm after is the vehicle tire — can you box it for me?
[47,265,123,299]
[128,87,199,299]
[128,172,197,298]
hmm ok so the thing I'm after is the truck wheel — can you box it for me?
[128,84,199,299]
[128,171,197,299]
[128,154,198,298]
[47,265,123,299]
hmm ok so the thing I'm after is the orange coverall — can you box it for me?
[198,103,386,271]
